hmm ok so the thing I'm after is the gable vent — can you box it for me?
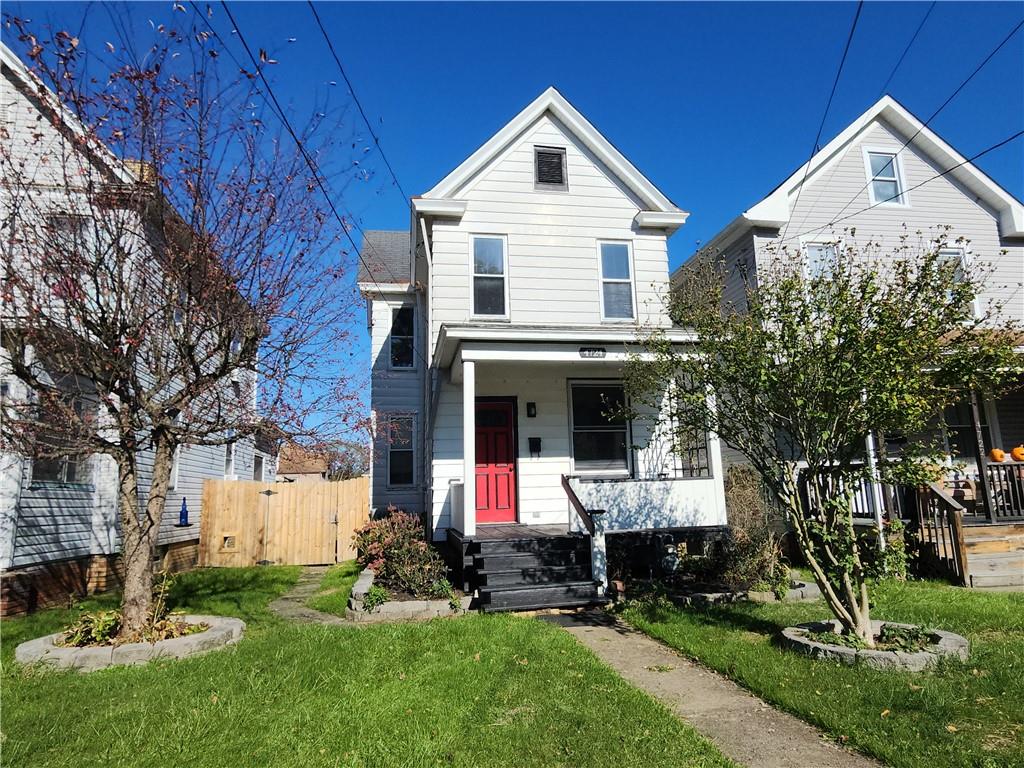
[535,147,567,188]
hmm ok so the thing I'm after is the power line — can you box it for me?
[877,1,935,98]
[215,1,432,370]
[824,16,1024,227]
[306,0,410,206]
[781,128,1024,244]
[778,0,864,245]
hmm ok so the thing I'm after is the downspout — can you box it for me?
[418,214,435,531]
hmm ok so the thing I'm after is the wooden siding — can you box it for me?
[427,113,673,354]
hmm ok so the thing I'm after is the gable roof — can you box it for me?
[357,230,412,285]
[728,95,1024,247]
[419,87,688,228]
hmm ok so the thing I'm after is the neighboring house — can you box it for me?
[276,442,330,482]
[673,95,1024,585]
[0,44,270,614]
[360,87,728,611]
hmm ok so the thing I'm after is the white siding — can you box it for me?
[428,113,672,354]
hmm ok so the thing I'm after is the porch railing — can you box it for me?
[912,482,969,587]
[560,475,602,536]
[796,465,910,522]
[984,461,1024,522]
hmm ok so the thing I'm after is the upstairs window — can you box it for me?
[390,306,415,368]
[865,150,906,206]
[570,381,630,476]
[598,242,635,320]
[802,242,838,281]
[32,391,88,484]
[472,236,508,317]
[534,146,567,190]
[387,415,415,487]
[937,247,977,318]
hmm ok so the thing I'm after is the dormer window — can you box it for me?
[864,150,907,206]
[534,146,567,190]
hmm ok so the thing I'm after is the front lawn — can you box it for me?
[622,579,1024,768]
[3,566,733,768]
[307,559,363,616]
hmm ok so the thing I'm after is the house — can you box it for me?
[276,442,330,482]
[0,43,276,614]
[673,95,1024,586]
[360,87,728,611]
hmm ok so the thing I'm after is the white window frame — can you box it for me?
[568,379,633,479]
[862,147,909,207]
[469,234,510,320]
[29,389,90,486]
[385,413,416,489]
[597,240,637,322]
[388,304,416,371]
[253,453,265,482]
[534,146,568,191]
[223,437,236,480]
[800,239,841,281]
[937,246,979,319]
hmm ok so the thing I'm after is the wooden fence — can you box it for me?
[199,477,369,567]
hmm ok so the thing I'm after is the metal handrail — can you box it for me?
[560,474,603,536]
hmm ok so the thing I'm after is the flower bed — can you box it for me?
[781,619,968,672]
[14,615,245,672]
[346,569,471,623]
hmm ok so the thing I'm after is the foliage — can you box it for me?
[306,560,362,616]
[361,584,390,612]
[4,566,731,768]
[720,465,789,595]
[625,230,1021,644]
[879,519,909,581]
[803,622,929,652]
[623,579,1024,768]
[61,610,121,647]
[354,509,452,599]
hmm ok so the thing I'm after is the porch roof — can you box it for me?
[435,323,697,369]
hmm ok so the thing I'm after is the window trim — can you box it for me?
[597,240,637,322]
[936,245,979,319]
[469,234,511,321]
[799,239,841,281]
[29,388,91,486]
[388,304,417,371]
[567,378,633,479]
[223,438,236,480]
[385,413,416,489]
[862,147,909,207]
[253,453,265,482]
[534,146,568,191]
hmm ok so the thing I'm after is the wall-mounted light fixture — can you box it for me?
[526,402,537,418]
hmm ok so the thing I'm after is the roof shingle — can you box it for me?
[357,230,411,284]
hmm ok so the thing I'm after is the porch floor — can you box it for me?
[468,523,574,541]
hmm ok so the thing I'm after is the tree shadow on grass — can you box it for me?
[166,567,298,622]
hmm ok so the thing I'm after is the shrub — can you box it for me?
[720,465,789,594]
[362,584,389,612]
[354,509,451,598]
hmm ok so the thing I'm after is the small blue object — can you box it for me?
[178,498,190,527]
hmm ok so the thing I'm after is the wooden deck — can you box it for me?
[468,523,574,541]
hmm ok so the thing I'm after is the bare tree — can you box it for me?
[1,14,366,634]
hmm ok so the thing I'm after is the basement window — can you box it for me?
[534,146,567,190]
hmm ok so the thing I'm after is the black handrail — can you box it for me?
[561,475,603,536]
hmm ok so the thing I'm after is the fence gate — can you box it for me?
[199,477,369,567]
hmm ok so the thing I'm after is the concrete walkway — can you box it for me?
[268,566,347,625]
[546,611,883,768]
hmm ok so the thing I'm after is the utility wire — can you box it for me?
[306,0,411,206]
[877,1,936,98]
[778,0,864,245]
[781,128,1024,244]
[824,16,1024,227]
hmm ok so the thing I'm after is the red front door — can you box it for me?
[475,400,518,524]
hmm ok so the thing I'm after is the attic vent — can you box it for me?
[535,147,567,189]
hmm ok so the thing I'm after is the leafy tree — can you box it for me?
[1,15,364,634]
[624,232,1020,644]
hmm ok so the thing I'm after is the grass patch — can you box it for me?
[307,560,362,616]
[622,579,1024,768]
[3,566,734,768]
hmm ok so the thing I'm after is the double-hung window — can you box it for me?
[471,236,508,317]
[598,241,635,320]
[937,247,977,318]
[570,381,630,476]
[387,415,415,487]
[802,242,838,281]
[31,392,88,484]
[864,150,906,206]
[390,306,415,368]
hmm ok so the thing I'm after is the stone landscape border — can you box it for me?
[347,568,472,623]
[14,615,245,672]
[781,619,969,672]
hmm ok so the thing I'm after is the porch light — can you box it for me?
[526,402,537,417]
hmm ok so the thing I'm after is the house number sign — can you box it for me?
[579,347,607,358]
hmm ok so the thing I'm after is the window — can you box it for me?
[598,242,634,320]
[802,242,838,281]
[937,248,976,317]
[253,454,265,481]
[534,146,567,190]
[31,393,87,484]
[169,445,180,490]
[570,381,630,476]
[864,150,906,206]
[224,439,235,478]
[390,306,415,368]
[387,415,415,487]
[471,236,507,317]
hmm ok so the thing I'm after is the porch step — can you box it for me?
[477,564,592,588]
[479,581,603,612]
[473,549,584,571]
[968,552,1024,588]
[971,571,1024,588]
[474,535,590,557]
[962,524,1024,540]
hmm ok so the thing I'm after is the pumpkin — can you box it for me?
[1011,445,1024,462]
[990,448,1007,463]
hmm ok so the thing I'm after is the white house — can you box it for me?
[360,87,727,611]
[0,43,276,614]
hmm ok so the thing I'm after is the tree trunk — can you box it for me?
[118,452,152,635]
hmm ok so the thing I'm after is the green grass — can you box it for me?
[307,560,363,616]
[622,579,1024,768]
[2,566,733,768]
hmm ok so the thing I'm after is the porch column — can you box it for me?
[462,358,476,537]
[969,390,997,523]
